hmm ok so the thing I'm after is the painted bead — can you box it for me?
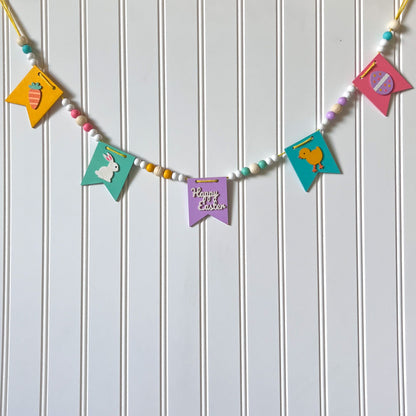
[22,44,32,54]
[75,115,88,126]
[228,172,236,180]
[83,123,94,132]
[163,169,172,179]
[337,96,347,106]
[326,111,336,120]
[258,160,267,169]
[153,166,164,177]
[62,98,70,106]
[241,167,250,176]
[383,31,393,40]
[249,163,261,175]
[331,103,343,114]
[66,104,75,111]
[139,160,147,169]
[387,19,400,31]
[265,157,274,166]
[17,35,28,46]
[71,109,81,118]
[134,158,141,166]
[171,172,178,181]
[146,163,155,172]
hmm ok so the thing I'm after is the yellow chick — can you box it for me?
[298,146,324,173]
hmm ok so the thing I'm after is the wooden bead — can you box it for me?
[387,19,400,31]
[75,115,88,126]
[153,166,164,177]
[331,103,343,114]
[83,123,94,132]
[249,163,261,174]
[258,160,267,169]
[17,35,28,46]
[241,167,250,176]
[163,169,172,179]
[71,109,81,118]
[146,163,155,172]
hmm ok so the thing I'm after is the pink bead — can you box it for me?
[71,109,81,118]
[337,97,347,106]
[83,123,94,132]
[326,111,336,120]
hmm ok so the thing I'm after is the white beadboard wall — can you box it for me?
[1,0,416,415]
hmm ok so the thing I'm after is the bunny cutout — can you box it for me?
[95,152,119,182]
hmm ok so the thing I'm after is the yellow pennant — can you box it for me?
[6,65,63,128]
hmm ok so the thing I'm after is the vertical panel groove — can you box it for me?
[237,0,248,414]
[157,0,168,414]
[40,1,51,415]
[315,0,328,415]
[197,0,208,415]
[79,0,89,414]
[276,0,288,415]
[355,0,367,415]
[0,11,10,416]
[394,5,406,413]
[118,0,129,415]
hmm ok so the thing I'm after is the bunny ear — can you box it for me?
[104,152,113,161]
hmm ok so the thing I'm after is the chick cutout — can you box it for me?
[5,66,63,127]
[285,131,340,192]
[81,142,136,201]
[298,147,324,172]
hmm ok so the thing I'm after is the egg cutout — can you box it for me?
[370,70,394,95]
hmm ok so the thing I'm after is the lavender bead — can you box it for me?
[337,96,347,106]
[326,111,336,120]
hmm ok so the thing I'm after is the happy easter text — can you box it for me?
[191,187,227,211]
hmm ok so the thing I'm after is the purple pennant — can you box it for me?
[187,177,229,226]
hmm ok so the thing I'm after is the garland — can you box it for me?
[0,0,413,226]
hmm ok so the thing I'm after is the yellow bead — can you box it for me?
[75,115,88,126]
[163,169,172,179]
[146,163,155,172]
[331,103,343,114]
[249,163,261,174]
[153,166,164,177]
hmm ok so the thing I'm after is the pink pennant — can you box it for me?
[353,53,412,116]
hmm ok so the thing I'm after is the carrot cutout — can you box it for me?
[28,82,42,109]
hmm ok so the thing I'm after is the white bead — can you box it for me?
[379,38,389,47]
[88,129,98,136]
[178,174,186,182]
[228,172,236,180]
[65,103,74,111]
[93,133,103,141]
[29,59,38,66]
[387,19,400,31]
[171,172,178,181]
[27,52,36,60]
[271,154,278,162]
[377,43,385,52]
[235,170,243,179]
[134,158,141,166]
[347,85,356,93]
[321,117,329,126]
[265,157,274,166]
[61,98,70,106]
[139,160,147,169]
[17,35,28,46]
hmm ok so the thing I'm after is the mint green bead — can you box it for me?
[258,160,267,169]
[383,31,393,40]
[241,167,250,176]
[22,44,32,54]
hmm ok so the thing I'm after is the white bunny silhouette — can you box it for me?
[95,152,119,182]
